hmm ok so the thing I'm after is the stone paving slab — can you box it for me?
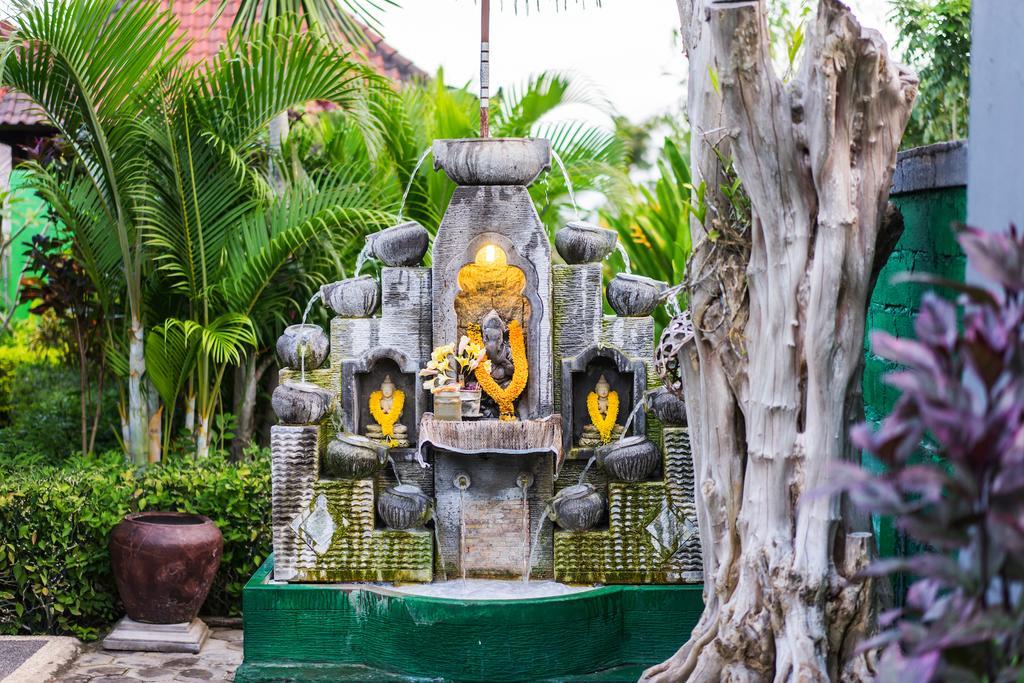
[0,635,80,682]
[59,628,241,682]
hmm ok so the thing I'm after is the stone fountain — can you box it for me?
[238,138,705,682]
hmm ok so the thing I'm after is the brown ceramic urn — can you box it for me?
[109,512,223,624]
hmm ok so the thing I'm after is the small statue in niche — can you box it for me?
[580,374,623,447]
[367,375,409,447]
[469,310,529,421]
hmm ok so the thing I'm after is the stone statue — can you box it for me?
[366,374,409,447]
[580,374,624,447]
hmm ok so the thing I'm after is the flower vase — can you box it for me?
[460,388,482,419]
[433,390,462,421]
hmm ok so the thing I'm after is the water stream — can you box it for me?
[577,456,597,486]
[432,523,448,582]
[458,489,467,581]
[524,509,551,582]
[297,291,323,383]
[397,148,433,223]
[520,485,531,580]
[550,149,580,221]
[388,455,403,487]
[614,242,633,275]
[619,394,650,441]
[353,242,373,278]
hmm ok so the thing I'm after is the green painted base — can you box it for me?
[238,555,704,682]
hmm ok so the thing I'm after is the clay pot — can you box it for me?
[272,381,333,425]
[321,277,380,318]
[433,138,552,186]
[377,484,433,530]
[548,484,605,531]
[323,433,389,479]
[109,512,223,624]
[607,274,668,317]
[276,324,329,370]
[597,436,660,482]
[366,222,430,267]
[554,221,619,264]
[649,387,687,427]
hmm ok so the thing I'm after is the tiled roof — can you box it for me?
[0,1,425,128]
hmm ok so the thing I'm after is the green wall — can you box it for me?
[4,170,49,322]
[861,146,967,567]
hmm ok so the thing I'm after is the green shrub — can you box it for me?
[0,345,51,425]
[0,451,271,639]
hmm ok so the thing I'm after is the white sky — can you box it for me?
[379,0,897,124]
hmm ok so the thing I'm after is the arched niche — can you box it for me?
[340,347,425,445]
[561,345,647,455]
[440,232,546,419]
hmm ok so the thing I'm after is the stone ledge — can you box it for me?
[892,140,968,195]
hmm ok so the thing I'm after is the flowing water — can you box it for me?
[577,456,597,486]
[297,291,323,383]
[614,242,633,275]
[524,509,551,582]
[397,148,433,223]
[388,455,403,487]
[432,523,448,582]
[550,149,580,221]
[520,485,531,580]
[458,489,467,581]
[619,394,650,441]
[353,242,374,278]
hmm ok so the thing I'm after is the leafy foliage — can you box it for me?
[0,450,271,639]
[890,0,971,148]
[835,226,1024,681]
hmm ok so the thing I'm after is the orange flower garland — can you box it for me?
[369,389,405,442]
[470,320,529,421]
[587,390,620,443]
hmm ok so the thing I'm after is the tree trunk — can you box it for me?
[268,111,289,194]
[643,2,917,680]
[232,352,273,459]
[127,315,148,464]
[195,412,209,459]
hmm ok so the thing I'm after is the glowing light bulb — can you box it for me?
[475,244,506,267]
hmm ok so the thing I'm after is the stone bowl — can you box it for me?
[378,484,434,530]
[607,274,668,317]
[433,138,552,187]
[323,433,389,479]
[276,324,329,370]
[548,484,605,532]
[271,381,334,425]
[321,276,380,318]
[367,221,430,267]
[597,436,661,482]
[554,221,619,264]
[649,387,687,427]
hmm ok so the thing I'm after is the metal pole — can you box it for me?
[480,0,490,138]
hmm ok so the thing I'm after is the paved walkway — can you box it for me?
[57,627,242,682]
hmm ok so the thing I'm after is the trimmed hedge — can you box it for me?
[0,451,271,639]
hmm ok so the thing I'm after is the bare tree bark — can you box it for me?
[644,1,917,680]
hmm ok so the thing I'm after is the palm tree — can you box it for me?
[3,0,389,460]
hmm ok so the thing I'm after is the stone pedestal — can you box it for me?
[102,617,210,654]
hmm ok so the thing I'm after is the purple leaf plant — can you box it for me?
[838,225,1024,682]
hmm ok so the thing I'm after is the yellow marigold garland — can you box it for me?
[472,319,529,421]
[587,390,620,443]
[369,389,405,440]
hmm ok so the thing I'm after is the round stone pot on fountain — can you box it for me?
[597,436,661,482]
[548,484,605,531]
[323,433,389,479]
[366,221,430,267]
[554,221,619,264]
[648,387,687,427]
[607,274,668,317]
[272,381,333,425]
[433,137,551,186]
[321,276,380,318]
[378,485,433,530]
[109,512,223,624]
[276,324,329,370]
